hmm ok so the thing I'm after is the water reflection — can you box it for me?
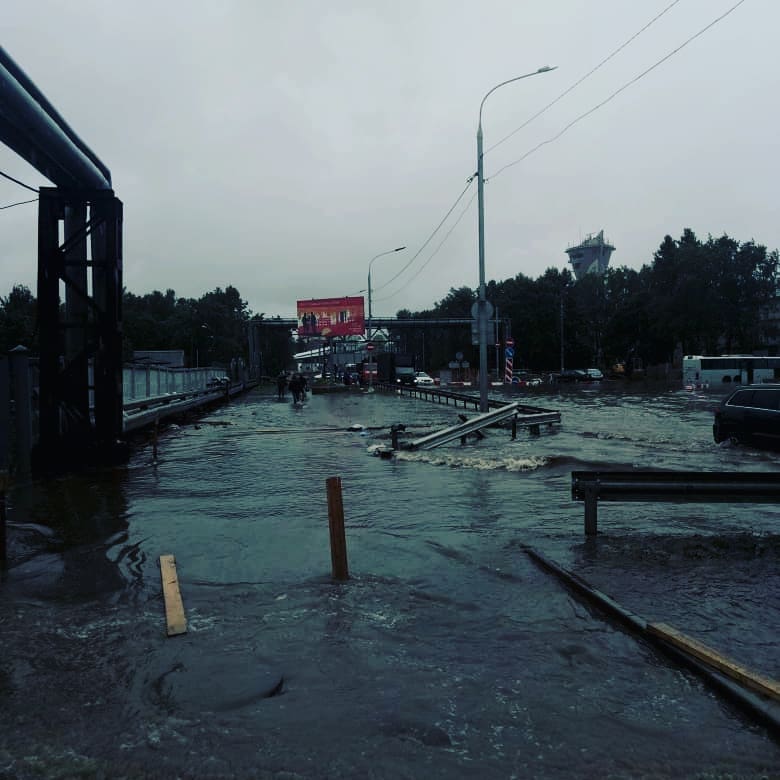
[5,466,131,598]
[1,386,778,777]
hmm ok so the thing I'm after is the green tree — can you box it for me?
[0,285,38,353]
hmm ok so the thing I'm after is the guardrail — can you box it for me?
[571,470,780,535]
[374,381,559,418]
[409,403,522,450]
[123,380,254,433]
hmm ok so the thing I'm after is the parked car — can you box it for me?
[557,369,588,383]
[585,368,604,381]
[511,370,542,387]
[713,384,780,446]
[413,371,435,386]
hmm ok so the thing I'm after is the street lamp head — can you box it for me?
[394,246,406,252]
[537,65,557,73]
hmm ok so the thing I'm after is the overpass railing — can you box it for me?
[0,354,231,477]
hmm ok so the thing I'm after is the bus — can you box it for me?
[682,355,780,389]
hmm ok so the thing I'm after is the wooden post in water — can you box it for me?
[326,476,349,580]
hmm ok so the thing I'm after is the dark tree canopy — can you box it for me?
[395,229,779,373]
[1,229,777,376]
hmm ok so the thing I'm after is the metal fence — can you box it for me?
[0,354,230,478]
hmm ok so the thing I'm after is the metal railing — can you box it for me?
[572,470,780,535]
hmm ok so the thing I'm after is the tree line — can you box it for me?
[393,229,779,375]
[0,229,776,375]
[0,284,255,370]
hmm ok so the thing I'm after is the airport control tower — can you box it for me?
[565,230,615,280]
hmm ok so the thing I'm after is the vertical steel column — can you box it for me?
[63,201,89,426]
[35,188,124,472]
[37,189,62,456]
[90,193,124,450]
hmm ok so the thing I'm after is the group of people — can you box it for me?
[276,371,309,404]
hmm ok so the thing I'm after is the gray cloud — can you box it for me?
[1,0,776,318]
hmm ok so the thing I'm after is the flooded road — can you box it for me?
[1,382,779,778]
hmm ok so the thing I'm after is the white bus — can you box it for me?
[682,355,780,389]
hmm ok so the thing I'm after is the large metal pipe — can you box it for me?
[0,46,111,189]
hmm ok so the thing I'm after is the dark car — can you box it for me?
[557,369,588,383]
[395,366,416,386]
[713,384,780,445]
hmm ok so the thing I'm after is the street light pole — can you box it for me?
[366,246,406,391]
[476,66,556,412]
[367,246,406,344]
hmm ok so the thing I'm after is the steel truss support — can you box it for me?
[34,187,125,473]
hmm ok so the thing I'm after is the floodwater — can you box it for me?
[1,382,779,779]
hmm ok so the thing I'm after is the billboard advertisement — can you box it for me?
[296,296,365,338]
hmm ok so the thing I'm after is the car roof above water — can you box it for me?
[723,384,780,407]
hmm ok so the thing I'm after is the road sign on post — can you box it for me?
[505,338,515,383]
[366,343,374,352]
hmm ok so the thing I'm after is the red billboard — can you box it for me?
[296,296,365,337]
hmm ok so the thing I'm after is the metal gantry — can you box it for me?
[0,46,125,471]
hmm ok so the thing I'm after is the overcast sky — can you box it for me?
[1,0,777,319]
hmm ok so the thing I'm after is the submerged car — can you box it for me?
[413,371,435,386]
[713,384,780,446]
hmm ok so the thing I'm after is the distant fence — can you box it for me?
[0,352,234,478]
[123,364,227,401]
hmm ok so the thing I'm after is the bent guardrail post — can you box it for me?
[584,482,598,536]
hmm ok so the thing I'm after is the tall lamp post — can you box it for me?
[367,246,406,343]
[476,66,556,412]
[366,245,405,391]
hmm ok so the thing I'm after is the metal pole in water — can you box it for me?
[326,476,349,580]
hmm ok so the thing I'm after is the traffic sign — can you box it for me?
[505,347,514,358]
[366,343,374,351]
[470,300,495,319]
[506,338,514,347]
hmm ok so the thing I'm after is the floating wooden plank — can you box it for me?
[159,554,187,636]
[647,622,780,702]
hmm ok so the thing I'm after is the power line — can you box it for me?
[0,197,38,210]
[375,191,477,304]
[369,2,736,308]
[486,0,684,154]
[489,0,748,181]
[371,178,475,294]
[0,170,38,193]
